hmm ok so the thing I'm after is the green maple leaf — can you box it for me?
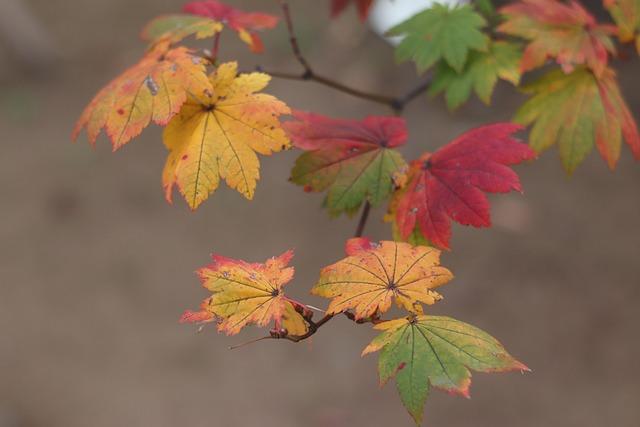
[429,41,522,110]
[515,67,640,173]
[363,315,528,425]
[389,4,489,73]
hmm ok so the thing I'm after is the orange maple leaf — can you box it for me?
[311,238,453,320]
[498,0,617,77]
[181,250,308,336]
[72,39,212,150]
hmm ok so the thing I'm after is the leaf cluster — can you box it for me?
[388,0,640,173]
[70,0,640,424]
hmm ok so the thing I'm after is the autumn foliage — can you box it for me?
[72,0,639,424]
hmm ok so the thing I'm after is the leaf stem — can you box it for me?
[354,201,371,238]
[263,0,430,114]
[211,32,221,63]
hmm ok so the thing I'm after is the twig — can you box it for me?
[229,310,382,348]
[211,32,221,63]
[354,201,371,238]
[261,0,430,114]
[277,0,311,72]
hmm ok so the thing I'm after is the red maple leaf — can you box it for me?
[392,124,536,250]
[183,0,278,53]
[331,0,374,21]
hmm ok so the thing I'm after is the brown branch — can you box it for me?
[278,312,336,343]
[262,0,430,114]
[229,310,383,348]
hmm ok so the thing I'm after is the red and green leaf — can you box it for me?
[181,250,308,336]
[72,39,212,149]
[286,112,408,217]
[390,124,535,250]
[363,314,528,424]
[515,67,640,172]
[183,0,279,53]
[498,0,617,77]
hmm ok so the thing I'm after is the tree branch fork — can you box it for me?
[226,1,425,349]
[257,0,430,115]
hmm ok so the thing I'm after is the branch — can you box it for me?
[260,0,430,114]
[229,309,383,348]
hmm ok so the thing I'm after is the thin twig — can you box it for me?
[228,311,382,348]
[277,0,311,72]
[211,32,221,62]
[354,201,371,238]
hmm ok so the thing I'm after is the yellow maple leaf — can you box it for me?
[162,62,291,209]
[73,39,213,150]
[181,250,308,336]
[312,238,453,320]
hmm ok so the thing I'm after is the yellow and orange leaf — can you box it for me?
[498,0,617,77]
[162,62,291,210]
[181,250,308,336]
[73,39,212,150]
[311,238,453,320]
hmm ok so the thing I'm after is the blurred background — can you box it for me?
[1,0,639,426]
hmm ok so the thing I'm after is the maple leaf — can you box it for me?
[389,4,489,73]
[180,250,308,336]
[605,0,640,50]
[72,39,212,150]
[362,314,528,424]
[498,0,617,77]
[515,67,640,173]
[163,62,291,210]
[330,0,374,21]
[286,112,408,217]
[141,14,222,44]
[311,238,453,320]
[183,0,279,53]
[391,124,535,250]
[430,41,522,110]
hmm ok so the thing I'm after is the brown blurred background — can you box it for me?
[1,0,639,426]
